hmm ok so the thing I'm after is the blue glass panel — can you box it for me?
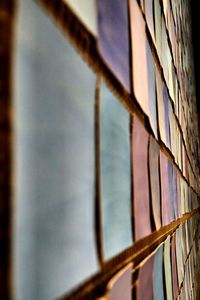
[153,245,165,300]
[100,82,132,259]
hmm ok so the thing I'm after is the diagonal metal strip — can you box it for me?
[58,210,199,300]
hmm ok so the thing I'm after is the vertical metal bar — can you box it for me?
[95,76,104,267]
[0,1,15,299]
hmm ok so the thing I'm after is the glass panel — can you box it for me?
[132,115,151,240]
[149,136,161,229]
[63,0,97,36]
[153,245,165,300]
[100,82,132,259]
[14,1,98,299]
[146,41,158,139]
[145,0,155,43]
[171,234,179,299]
[107,263,133,300]
[137,256,154,300]
[130,0,149,116]
[160,151,170,225]
[98,0,130,91]
[164,236,173,300]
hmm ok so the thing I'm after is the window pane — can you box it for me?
[14,1,98,299]
[100,82,132,259]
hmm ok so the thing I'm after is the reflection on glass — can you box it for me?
[164,236,173,300]
[146,41,158,139]
[153,245,165,300]
[98,0,130,91]
[14,0,98,299]
[100,82,132,259]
